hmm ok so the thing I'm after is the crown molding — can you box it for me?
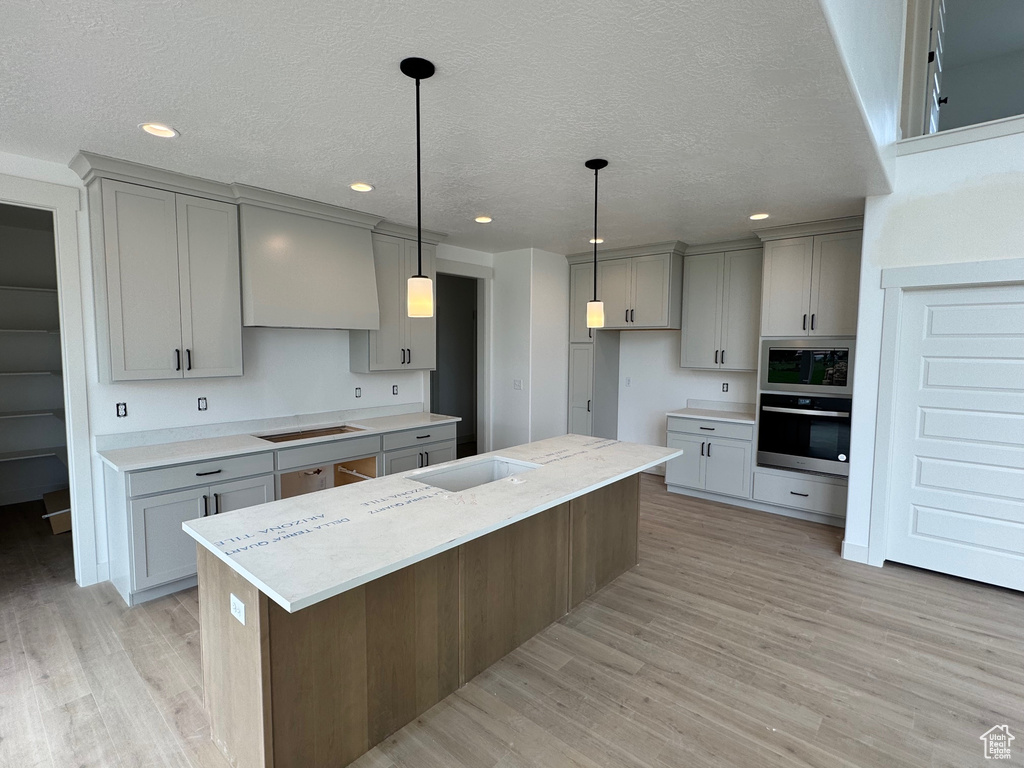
[372,220,447,245]
[565,240,687,264]
[71,151,386,230]
[683,237,762,256]
[753,216,863,242]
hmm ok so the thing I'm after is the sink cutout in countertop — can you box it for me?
[410,456,541,493]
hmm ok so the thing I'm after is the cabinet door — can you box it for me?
[368,234,407,371]
[665,435,704,490]
[176,195,243,378]
[568,344,594,436]
[809,231,861,337]
[680,253,723,369]
[210,474,274,515]
[129,488,205,591]
[405,241,437,370]
[569,263,595,343]
[630,253,672,327]
[720,249,762,371]
[425,440,456,467]
[101,180,183,380]
[384,446,423,475]
[597,258,632,329]
[703,439,752,499]
[760,237,813,337]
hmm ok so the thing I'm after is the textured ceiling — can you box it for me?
[2,0,887,253]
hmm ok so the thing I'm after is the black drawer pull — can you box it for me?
[790,491,809,497]
[416,434,432,439]
[195,469,223,477]
[699,426,715,431]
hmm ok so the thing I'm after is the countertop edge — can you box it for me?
[665,409,756,425]
[182,448,682,613]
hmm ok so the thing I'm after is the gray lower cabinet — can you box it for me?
[665,417,753,499]
[384,440,456,474]
[128,474,274,593]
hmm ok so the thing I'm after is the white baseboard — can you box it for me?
[841,540,876,565]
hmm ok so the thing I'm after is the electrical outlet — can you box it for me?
[625,377,631,387]
[198,397,208,411]
[115,402,127,418]
[355,387,362,398]
[229,593,245,625]
[722,383,729,393]
[392,385,399,396]
[513,379,523,391]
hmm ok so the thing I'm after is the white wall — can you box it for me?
[529,249,569,441]
[940,49,1024,131]
[617,331,757,459]
[819,0,905,180]
[845,130,1024,558]
[491,250,532,449]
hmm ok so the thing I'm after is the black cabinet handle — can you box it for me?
[425,452,429,467]
[700,442,704,457]
[802,314,807,331]
[707,443,712,457]
[213,493,220,514]
[699,426,715,431]
[195,469,223,477]
[175,349,181,371]
[418,452,424,468]
[588,328,592,339]
[203,495,209,517]
[790,491,809,497]
[407,348,411,365]
[721,349,725,364]
[631,309,635,323]
[811,314,816,331]
[186,349,192,371]
[625,310,629,323]
[400,348,406,364]
[416,434,432,440]
[715,350,718,364]
[587,399,591,412]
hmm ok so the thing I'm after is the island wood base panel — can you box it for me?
[198,474,640,768]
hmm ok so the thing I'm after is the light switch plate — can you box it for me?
[355,387,361,398]
[722,383,729,392]
[198,397,208,411]
[230,593,245,625]
[392,385,399,395]
[513,379,523,390]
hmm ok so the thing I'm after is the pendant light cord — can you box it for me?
[415,77,423,278]
[592,166,599,301]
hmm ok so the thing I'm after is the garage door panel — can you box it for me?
[927,301,1024,337]
[887,283,1024,591]
[917,457,1024,501]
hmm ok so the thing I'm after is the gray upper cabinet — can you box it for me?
[681,247,761,370]
[239,205,380,330]
[594,249,682,330]
[350,233,436,372]
[569,263,594,343]
[761,231,861,337]
[100,179,242,381]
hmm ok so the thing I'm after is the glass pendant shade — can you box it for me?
[407,275,434,318]
[586,300,605,329]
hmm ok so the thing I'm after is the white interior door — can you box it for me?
[885,284,1024,590]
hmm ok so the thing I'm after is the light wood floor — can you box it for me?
[2,477,1022,767]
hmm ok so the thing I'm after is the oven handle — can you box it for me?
[762,406,850,418]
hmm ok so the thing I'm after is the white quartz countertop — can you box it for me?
[98,412,460,472]
[183,435,681,613]
[666,407,756,424]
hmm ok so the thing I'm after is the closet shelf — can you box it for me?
[0,408,64,420]
[0,370,62,377]
[0,285,58,293]
[0,445,67,464]
[0,328,60,334]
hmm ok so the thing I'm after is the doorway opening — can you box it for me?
[0,201,74,581]
[431,274,479,459]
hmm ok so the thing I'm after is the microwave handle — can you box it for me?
[762,406,850,418]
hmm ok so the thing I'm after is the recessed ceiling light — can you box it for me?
[749,213,770,221]
[474,216,492,223]
[590,238,604,244]
[139,122,178,138]
[350,182,374,192]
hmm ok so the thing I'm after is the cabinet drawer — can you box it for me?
[383,423,457,452]
[276,434,382,471]
[128,453,274,498]
[752,471,847,517]
[667,417,753,442]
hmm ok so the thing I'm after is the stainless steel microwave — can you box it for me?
[759,338,855,397]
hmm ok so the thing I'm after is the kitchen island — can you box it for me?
[183,434,681,768]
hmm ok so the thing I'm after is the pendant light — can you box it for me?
[402,57,435,318]
[585,158,608,328]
